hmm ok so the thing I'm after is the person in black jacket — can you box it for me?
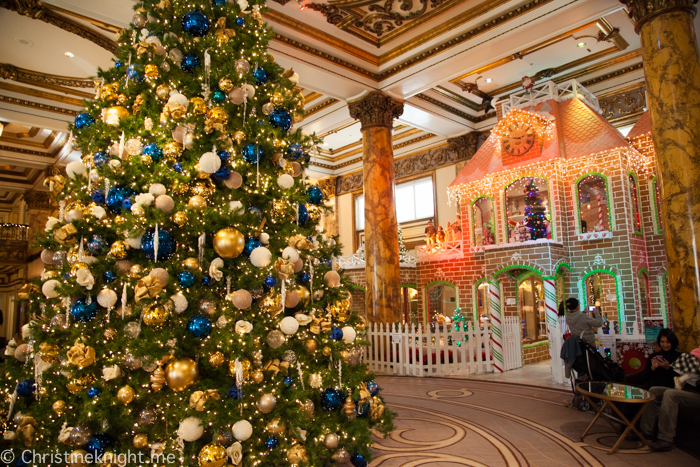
[624,329,680,390]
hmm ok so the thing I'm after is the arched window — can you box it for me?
[584,271,619,334]
[425,281,457,324]
[505,177,551,243]
[638,270,651,317]
[518,275,545,341]
[650,177,663,233]
[474,280,491,330]
[471,196,496,246]
[628,172,643,235]
[399,285,419,324]
[576,174,611,233]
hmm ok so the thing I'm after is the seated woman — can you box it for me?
[624,328,680,390]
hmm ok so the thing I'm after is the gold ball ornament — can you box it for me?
[67,449,89,467]
[266,417,286,434]
[100,83,119,101]
[70,262,90,276]
[109,240,128,259]
[323,433,340,449]
[190,97,207,115]
[302,398,315,416]
[104,106,130,124]
[117,386,135,405]
[52,400,67,415]
[218,78,234,93]
[209,351,225,367]
[142,303,170,327]
[295,285,311,308]
[173,211,188,227]
[188,195,207,210]
[99,452,125,467]
[156,84,171,100]
[322,346,332,357]
[116,94,128,105]
[271,92,284,106]
[228,358,251,379]
[113,215,127,225]
[304,339,318,354]
[183,257,200,270]
[233,131,246,144]
[133,433,148,449]
[131,204,146,217]
[213,227,245,258]
[140,154,153,165]
[262,102,274,116]
[144,63,159,79]
[288,445,308,464]
[207,107,228,123]
[257,393,277,413]
[129,264,145,278]
[104,327,118,340]
[164,357,199,391]
[198,443,227,467]
[251,369,264,384]
[163,141,183,160]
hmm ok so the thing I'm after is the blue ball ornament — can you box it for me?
[235,17,245,27]
[85,433,115,457]
[62,272,71,280]
[201,274,212,286]
[93,151,109,167]
[103,270,117,283]
[320,388,343,410]
[88,235,108,255]
[269,107,292,131]
[321,257,332,268]
[15,456,29,467]
[74,113,94,129]
[297,204,309,226]
[181,54,201,73]
[141,228,177,262]
[16,379,35,398]
[283,376,294,387]
[253,67,267,85]
[121,198,133,210]
[307,186,323,205]
[173,162,183,173]
[181,10,210,37]
[248,206,263,217]
[115,60,123,69]
[303,152,311,163]
[356,400,370,418]
[367,380,379,397]
[178,271,195,288]
[243,237,261,256]
[71,297,98,322]
[213,0,226,5]
[242,143,263,163]
[87,387,102,399]
[91,190,105,204]
[264,275,277,288]
[298,272,311,284]
[265,436,278,449]
[218,150,230,162]
[187,314,212,339]
[287,143,303,160]
[142,143,163,162]
[212,89,227,103]
[106,185,135,213]
[227,386,244,399]
[329,326,344,341]
[213,165,231,182]
[351,453,368,467]
[127,64,144,82]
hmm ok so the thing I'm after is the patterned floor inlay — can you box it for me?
[371,376,699,467]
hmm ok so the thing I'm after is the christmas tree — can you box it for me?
[2,1,393,466]
[523,179,547,240]
[397,226,408,262]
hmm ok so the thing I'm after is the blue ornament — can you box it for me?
[235,17,245,27]
[298,272,311,284]
[265,436,278,449]
[121,198,133,210]
[103,270,117,283]
[93,151,109,167]
[367,380,379,396]
[127,64,144,82]
[85,433,115,457]
[187,314,212,339]
[106,185,135,213]
[269,107,292,131]
[212,89,226,103]
[264,275,278,288]
[62,272,71,280]
[307,186,323,205]
[87,387,102,398]
[297,204,309,226]
[142,143,163,162]
[181,10,210,37]
[91,190,105,204]
[213,165,231,182]
[243,237,261,256]
[115,60,123,69]
[88,235,108,255]
[141,228,177,262]
[213,0,227,5]
[71,297,98,322]
[173,162,183,173]
[283,376,294,388]
[242,143,263,163]
[356,400,370,418]
[329,326,344,341]
[303,152,311,163]
[248,206,263,217]
[320,388,343,410]
[181,54,201,73]
[227,386,243,399]
[351,453,368,467]
[201,274,212,286]
[287,143,303,160]
[15,455,29,467]
[321,257,332,268]
[16,379,35,398]
[178,271,195,288]
[218,150,230,162]
[253,67,267,85]
[74,113,94,129]
[257,119,265,126]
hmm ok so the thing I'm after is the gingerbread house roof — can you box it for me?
[626,110,652,140]
[450,98,630,187]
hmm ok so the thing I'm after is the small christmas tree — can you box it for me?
[398,226,408,261]
[524,179,547,239]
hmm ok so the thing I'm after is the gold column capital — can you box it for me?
[619,0,698,32]
[23,190,52,210]
[348,92,404,130]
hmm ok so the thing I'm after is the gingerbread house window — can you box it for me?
[576,174,611,235]
[471,196,496,247]
[651,176,663,233]
[628,172,643,235]
[505,177,552,243]
[475,280,491,330]
[519,275,545,341]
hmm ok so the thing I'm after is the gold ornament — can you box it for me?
[227,358,251,379]
[205,107,228,133]
[38,342,60,364]
[104,106,130,124]
[295,285,311,308]
[129,264,145,278]
[144,63,159,79]
[188,195,207,210]
[140,155,153,166]
[163,141,183,161]
[218,78,234,93]
[70,261,90,276]
[67,340,96,368]
[344,389,356,420]
[133,94,144,114]
[262,102,274,116]
[209,351,225,367]
[117,386,135,405]
[198,443,227,467]
[142,303,170,326]
[100,83,119,101]
[214,17,235,44]
[132,204,146,217]
[191,179,216,197]
[340,350,349,363]
[172,211,188,227]
[116,94,128,105]
[271,92,284,106]
[109,240,128,259]
[293,112,304,124]
[322,346,332,357]
[104,327,117,340]
[287,445,308,464]
[162,98,187,120]
[67,449,89,467]
[266,417,286,434]
[304,339,318,354]
[151,366,165,392]
[190,97,207,115]
[54,223,78,245]
[164,357,199,391]
[252,369,264,383]
[156,84,171,100]
[99,452,125,467]
[302,398,314,416]
[114,215,127,225]
[233,131,246,144]
[190,389,221,411]
[135,275,164,303]
[44,173,66,196]
[133,433,148,449]
[52,400,66,415]
[183,257,200,270]
[66,375,94,394]
[213,227,245,258]
[370,396,385,421]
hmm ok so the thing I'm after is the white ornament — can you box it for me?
[168,92,188,107]
[21,324,32,339]
[209,257,224,282]
[295,314,312,326]
[76,269,95,290]
[42,280,61,298]
[149,267,169,285]
[289,72,300,85]
[232,420,253,441]
[155,195,175,213]
[177,417,204,442]
[341,326,356,344]
[242,84,255,98]
[101,364,122,381]
[170,294,188,313]
[227,442,243,465]
[229,200,244,214]
[216,315,228,329]
[45,217,59,232]
[309,373,323,389]
[280,316,299,335]
[97,289,118,308]
[66,161,87,179]
[125,232,144,249]
[230,290,252,310]
[65,209,83,223]
[259,232,270,244]
[199,152,221,174]
[149,183,167,196]
[135,193,155,206]
[90,205,106,220]
[277,174,294,189]
[234,320,253,334]
[249,246,272,268]
[108,159,121,170]
[282,246,299,263]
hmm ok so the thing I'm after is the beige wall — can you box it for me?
[435,165,458,227]
[337,192,355,255]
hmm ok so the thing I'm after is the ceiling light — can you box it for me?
[323,142,328,146]
[485,78,492,83]
[65,51,75,58]
[0,122,3,138]
[577,42,586,48]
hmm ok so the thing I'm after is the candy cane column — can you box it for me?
[488,281,504,372]
[544,278,565,383]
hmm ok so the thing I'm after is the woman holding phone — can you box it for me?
[623,328,681,390]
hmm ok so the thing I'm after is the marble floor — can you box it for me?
[371,367,699,466]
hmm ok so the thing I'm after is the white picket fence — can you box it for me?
[502,316,523,370]
[363,321,495,377]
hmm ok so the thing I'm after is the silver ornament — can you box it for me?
[283,350,296,364]
[323,433,339,449]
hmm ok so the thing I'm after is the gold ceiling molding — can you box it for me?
[434,86,483,111]
[0,82,84,107]
[0,130,60,149]
[414,93,495,122]
[596,80,645,99]
[330,132,438,168]
[42,2,121,33]
[304,98,341,118]
[0,95,78,116]
[580,62,644,87]
[0,144,55,157]
[325,127,422,161]
[0,63,96,98]
[304,92,324,104]
[0,0,117,53]
[0,126,40,139]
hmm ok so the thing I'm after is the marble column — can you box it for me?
[348,92,404,323]
[621,0,700,350]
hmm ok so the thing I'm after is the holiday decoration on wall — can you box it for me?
[3,1,393,465]
[523,179,548,240]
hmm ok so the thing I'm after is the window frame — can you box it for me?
[649,176,663,234]
[574,172,614,235]
[503,175,554,243]
[470,194,498,247]
[628,171,644,236]
[517,272,546,342]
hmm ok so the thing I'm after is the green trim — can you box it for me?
[423,280,459,324]
[503,175,556,242]
[628,171,644,236]
[350,285,366,292]
[637,267,651,318]
[473,278,490,322]
[659,271,670,327]
[523,340,549,349]
[516,270,541,284]
[573,172,614,234]
[580,269,622,324]
[516,273,546,341]
[492,264,544,280]
[650,177,663,234]
[553,261,572,278]
[401,284,417,289]
[636,267,649,278]
[470,194,498,247]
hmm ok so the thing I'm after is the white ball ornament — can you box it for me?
[66,208,83,223]
[277,174,294,189]
[170,294,188,313]
[134,193,154,206]
[282,246,299,264]
[257,393,276,413]
[149,268,169,285]
[90,205,106,220]
[168,92,188,107]
[198,152,221,174]
[324,270,341,288]
[14,344,30,362]
[126,232,144,249]
[249,247,272,268]
[115,260,133,272]
[259,232,270,244]
[66,161,87,179]
[242,84,256,98]
[232,420,253,442]
[42,280,61,298]
[229,201,244,214]
[149,183,167,196]
[97,289,118,308]
[231,290,252,310]
[341,326,356,344]
[155,195,175,213]
[177,417,204,442]
[280,316,299,335]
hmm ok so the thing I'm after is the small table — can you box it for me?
[576,382,655,454]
